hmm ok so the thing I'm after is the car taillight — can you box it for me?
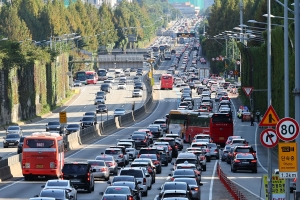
[193,187,199,191]
[200,156,205,160]
[101,168,107,172]
[87,172,90,181]
[143,178,147,185]
[214,149,218,152]
[119,154,124,158]
[251,160,257,163]
[252,153,256,157]
[168,147,172,151]
[143,139,147,143]
[175,145,178,149]
[128,196,134,200]
[206,149,209,152]
[234,159,240,163]
[138,154,140,158]
[148,167,153,173]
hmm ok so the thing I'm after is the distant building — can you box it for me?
[172,2,197,16]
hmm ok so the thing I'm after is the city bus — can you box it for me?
[22,132,64,180]
[168,110,190,137]
[209,113,234,147]
[97,69,108,81]
[184,111,212,143]
[160,74,173,90]
[86,71,98,84]
[75,71,87,84]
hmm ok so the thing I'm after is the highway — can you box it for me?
[0,43,224,200]
[0,72,148,159]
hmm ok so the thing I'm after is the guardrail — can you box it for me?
[0,71,154,182]
[217,162,247,200]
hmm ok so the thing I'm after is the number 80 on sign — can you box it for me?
[276,117,300,141]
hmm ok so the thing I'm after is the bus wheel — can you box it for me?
[24,175,30,181]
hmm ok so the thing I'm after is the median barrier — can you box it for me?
[119,112,134,127]
[102,118,118,134]
[133,106,146,120]
[66,131,81,150]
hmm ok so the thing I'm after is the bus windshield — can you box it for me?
[169,114,187,124]
[98,70,107,76]
[211,114,232,123]
[76,72,86,81]
[86,73,94,79]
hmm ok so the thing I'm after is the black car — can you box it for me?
[46,121,64,134]
[80,116,97,128]
[96,91,106,100]
[131,134,149,148]
[101,83,111,93]
[96,104,108,113]
[231,153,257,173]
[3,134,21,148]
[136,71,143,76]
[111,182,142,200]
[157,137,178,157]
[17,136,25,153]
[61,162,95,193]
[65,124,81,134]
[134,82,143,90]
[158,182,192,199]
[147,126,162,138]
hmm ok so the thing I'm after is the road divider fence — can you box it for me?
[0,71,154,182]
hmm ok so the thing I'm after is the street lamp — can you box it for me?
[247,19,284,27]
[262,14,294,20]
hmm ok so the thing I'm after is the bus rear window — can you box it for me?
[162,76,172,79]
[211,115,232,123]
[25,139,54,148]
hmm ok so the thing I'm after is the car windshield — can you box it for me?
[95,156,113,161]
[113,176,134,182]
[112,182,134,190]
[62,164,88,173]
[132,135,144,139]
[46,181,68,187]
[105,150,121,154]
[88,160,105,166]
[133,90,140,92]
[48,122,59,125]
[115,108,125,112]
[40,190,64,198]
[67,124,80,128]
[175,159,197,165]
[174,170,194,176]
[6,134,20,138]
[8,127,19,130]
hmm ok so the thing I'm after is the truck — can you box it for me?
[199,68,210,81]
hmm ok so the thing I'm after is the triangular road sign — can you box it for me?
[259,105,280,126]
[242,87,253,96]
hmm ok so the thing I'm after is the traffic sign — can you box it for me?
[59,111,67,124]
[260,128,279,148]
[234,70,239,75]
[263,175,285,200]
[279,172,297,178]
[242,87,253,96]
[259,105,280,127]
[278,142,298,172]
[276,117,300,141]
[229,71,233,75]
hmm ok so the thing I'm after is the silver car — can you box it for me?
[6,126,22,136]
[41,180,77,200]
[35,189,73,200]
[87,160,110,181]
[207,143,220,159]
[104,148,126,167]
[132,89,143,97]
[95,155,118,175]
[173,178,200,200]
[94,96,105,105]
[73,80,82,87]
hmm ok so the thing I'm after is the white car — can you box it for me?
[114,108,126,116]
[117,83,127,90]
[73,80,82,87]
[132,89,143,98]
[41,180,77,200]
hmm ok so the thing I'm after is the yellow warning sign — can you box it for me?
[278,142,298,172]
[259,105,280,127]
[59,111,67,124]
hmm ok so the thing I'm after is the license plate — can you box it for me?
[71,179,80,182]
[9,143,14,145]
[219,137,224,140]
[242,162,249,164]
[36,165,43,168]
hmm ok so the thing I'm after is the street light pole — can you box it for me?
[239,0,244,43]
[267,0,273,199]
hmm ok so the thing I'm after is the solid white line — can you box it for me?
[255,123,267,172]
[209,160,218,200]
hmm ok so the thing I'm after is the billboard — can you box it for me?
[176,33,196,37]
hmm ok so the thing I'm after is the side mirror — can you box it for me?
[99,192,104,195]
[168,173,172,176]
[157,187,162,190]
[34,195,39,197]
[107,181,111,184]
[137,181,142,184]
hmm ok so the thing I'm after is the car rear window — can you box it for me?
[163,193,187,198]
[105,187,130,194]
[140,154,157,160]
[105,150,121,154]
[139,149,157,155]
[164,183,187,190]
[174,170,195,176]
[88,161,105,166]
[40,190,64,198]
[175,158,197,165]
[112,176,134,182]
[62,164,88,173]
[131,163,147,168]
[157,138,175,146]
[46,181,68,187]
[235,148,253,153]
[119,170,143,178]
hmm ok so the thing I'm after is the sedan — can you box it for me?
[96,104,108,113]
[139,154,162,174]
[231,153,257,173]
[95,155,118,175]
[111,182,142,200]
[94,96,105,105]
[117,83,127,90]
[41,180,77,200]
[65,124,81,134]
[168,169,201,185]
[46,121,64,134]
[132,89,143,98]
[73,80,82,87]
[35,189,74,200]
[3,134,21,148]
[100,186,137,200]
[158,182,192,199]
[88,160,110,181]
[114,108,126,116]
[6,125,22,135]
[173,178,200,200]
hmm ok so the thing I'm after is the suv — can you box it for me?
[80,116,97,128]
[61,162,95,193]
[119,167,152,196]
[233,145,256,158]
[101,83,111,93]
[109,145,129,165]
[104,148,126,167]
[17,136,26,154]
[157,137,178,157]
[147,125,163,138]
[134,82,143,90]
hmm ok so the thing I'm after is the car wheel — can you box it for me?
[202,165,206,171]
[104,175,109,181]
[165,162,168,166]
[87,185,92,193]
[252,169,257,173]
[232,168,237,173]
[148,184,151,190]
[143,190,148,197]
[91,182,95,191]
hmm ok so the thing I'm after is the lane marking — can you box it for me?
[209,160,218,200]
[255,123,267,172]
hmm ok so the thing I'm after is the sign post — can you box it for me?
[59,111,67,135]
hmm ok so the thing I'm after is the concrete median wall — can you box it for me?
[0,72,154,182]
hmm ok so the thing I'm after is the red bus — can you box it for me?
[160,74,173,90]
[86,71,98,84]
[209,113,234,147]
[22,132,64,180]
[184,111,212,143]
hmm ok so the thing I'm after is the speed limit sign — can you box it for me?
[276,117,300,141]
